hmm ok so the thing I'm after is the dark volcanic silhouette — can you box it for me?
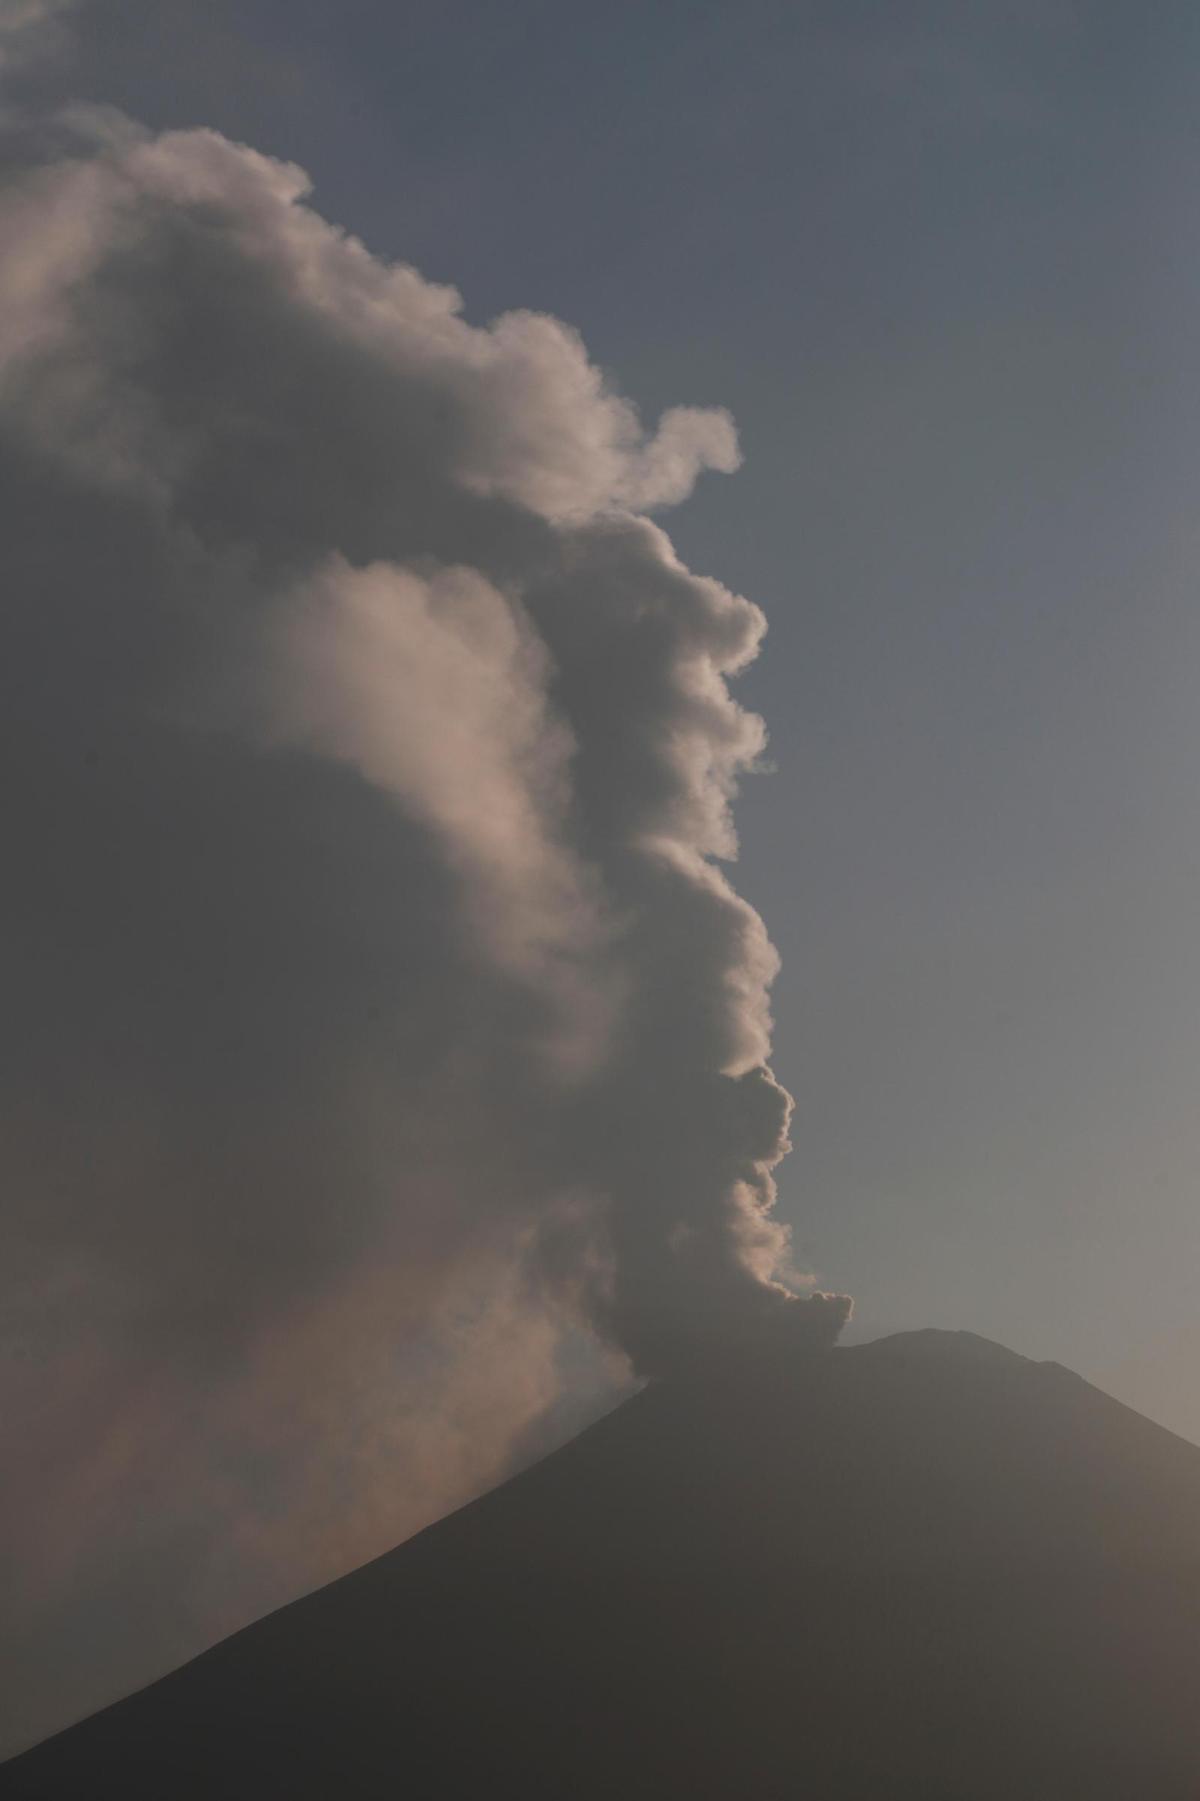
[6,1329,1200,1799]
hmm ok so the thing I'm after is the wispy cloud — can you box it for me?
[0,0,84,71]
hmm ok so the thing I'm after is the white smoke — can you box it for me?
[0,109,847,1749]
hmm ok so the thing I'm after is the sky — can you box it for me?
[4,0,1200,1754]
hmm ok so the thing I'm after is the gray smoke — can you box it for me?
[0,110,848,1747]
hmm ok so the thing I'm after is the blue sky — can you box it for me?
[43,0,1200,1433]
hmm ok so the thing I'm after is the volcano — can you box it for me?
[5,1328,1200,1798]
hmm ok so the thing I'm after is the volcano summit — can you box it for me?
[6,1328,1200,1799]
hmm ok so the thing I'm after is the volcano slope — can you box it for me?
[5,1327,1200,1799]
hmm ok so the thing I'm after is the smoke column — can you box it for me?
[0,108,848,1747]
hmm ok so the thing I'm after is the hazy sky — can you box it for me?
[43,0,1198,1432]
[6,0,1200,1754]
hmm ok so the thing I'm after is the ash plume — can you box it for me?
[0,110,848,1746]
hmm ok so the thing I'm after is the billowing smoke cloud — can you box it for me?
[0,110,848,1748]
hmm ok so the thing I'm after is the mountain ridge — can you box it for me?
[6,1326,1200,1798]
